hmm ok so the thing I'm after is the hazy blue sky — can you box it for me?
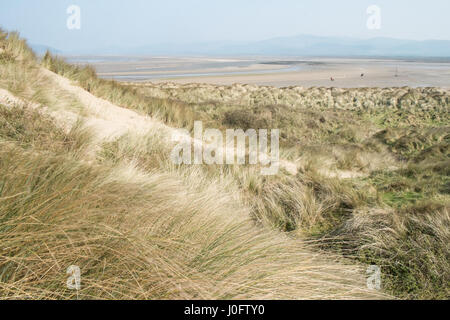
[1,0,450,52]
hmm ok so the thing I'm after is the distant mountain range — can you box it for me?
[34,34,450,57]
[230,35,450,57]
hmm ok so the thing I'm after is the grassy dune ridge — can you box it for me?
[0,30,448,299]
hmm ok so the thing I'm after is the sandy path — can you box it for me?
[40,68,171,140]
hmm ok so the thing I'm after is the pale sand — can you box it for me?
[69,56,450,88]
[147,61,450,88]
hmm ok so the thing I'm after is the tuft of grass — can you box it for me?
[0,104,90,155]
[327,203,449,299]
[0,30,36,64]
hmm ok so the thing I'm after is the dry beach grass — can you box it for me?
[0,30,448,299]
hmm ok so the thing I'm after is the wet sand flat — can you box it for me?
[68,56,450,88]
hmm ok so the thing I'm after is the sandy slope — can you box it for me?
[40,68,171,140]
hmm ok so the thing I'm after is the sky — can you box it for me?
[1,0,450,52]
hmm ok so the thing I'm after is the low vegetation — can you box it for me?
[0,29,448,299]
[128,74,449,299]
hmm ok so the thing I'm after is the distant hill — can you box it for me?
[237,35,450,57]
[40,34,450,57]
[96,34,450,57]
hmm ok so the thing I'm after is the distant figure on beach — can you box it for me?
[361,73,364,78]
[330,77,335,81]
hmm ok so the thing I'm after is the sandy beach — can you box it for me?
[68,56,450,88]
